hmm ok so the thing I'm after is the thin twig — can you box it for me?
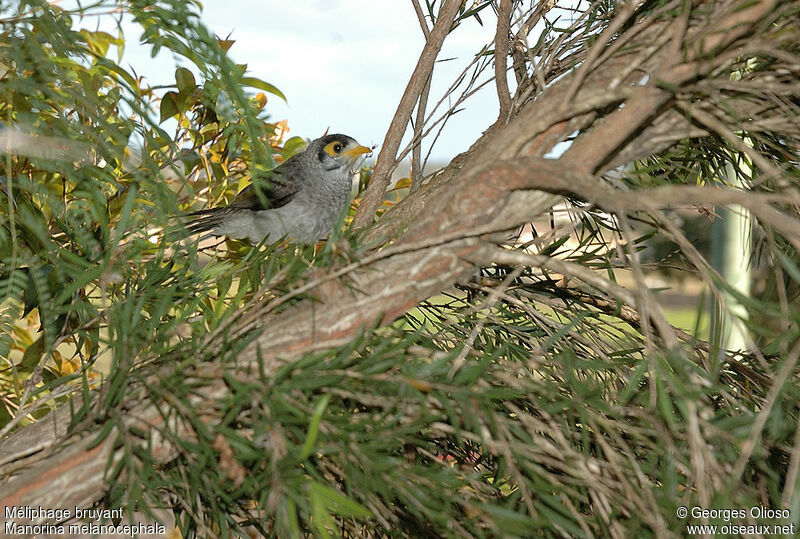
[562,0,641,104]
[353,0,462,228]
[494,0,513,124]
[411,0,433,192]
[411,73,432,192]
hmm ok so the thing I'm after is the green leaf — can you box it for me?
[479,504,537,534]
[94,57,138,90]
[538,234,570,256]
[160,91,180,122]
[18,335,44,373]
[300,393,331,459]
[241,76,286,102]
[309,481,372,519]
[310,489,336,539]
[175,67,196,94]
[282,136,307,158]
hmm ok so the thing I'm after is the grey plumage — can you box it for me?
[183,134,370,244]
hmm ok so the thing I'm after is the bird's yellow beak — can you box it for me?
[343,145,372,160]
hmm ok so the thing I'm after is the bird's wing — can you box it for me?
[178,161,302,237]
[228,166,301,211]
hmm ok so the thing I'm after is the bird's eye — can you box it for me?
[323,141,345,157]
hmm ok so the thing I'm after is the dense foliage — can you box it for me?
[0,0,291,422]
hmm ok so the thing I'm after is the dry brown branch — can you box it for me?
[510,0,557,86]
[494,0,513,124]
[352,0,462,228]
[410,0,432,192]
[562,0,641,105]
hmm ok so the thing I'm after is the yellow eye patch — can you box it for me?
[323,141,344,156]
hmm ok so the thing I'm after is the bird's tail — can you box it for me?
[181,207,229,235]
[164,207,228,242]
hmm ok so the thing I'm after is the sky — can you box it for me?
[106,1,502,163]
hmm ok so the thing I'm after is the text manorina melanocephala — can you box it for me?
[185,134,371,244]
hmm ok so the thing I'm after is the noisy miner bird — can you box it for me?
[184,134,371,244]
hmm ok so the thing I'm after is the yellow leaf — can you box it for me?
[218,39,235,52]
[393,177,412,190]
[404,377,432,393]
[11,325,34,347]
